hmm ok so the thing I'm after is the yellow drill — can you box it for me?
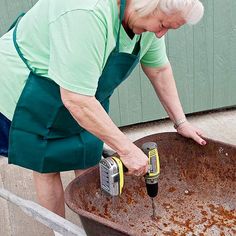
[99,142,160,217]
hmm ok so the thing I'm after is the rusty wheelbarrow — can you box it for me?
[65,132,236,236]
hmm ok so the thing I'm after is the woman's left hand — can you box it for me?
[176,121,207,145]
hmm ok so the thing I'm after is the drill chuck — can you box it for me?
[145,173,159,198]
[146,181,159,198]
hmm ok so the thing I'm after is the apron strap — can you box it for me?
[116,0,126,52]
[132,35,142,56]
[115,0,142,56]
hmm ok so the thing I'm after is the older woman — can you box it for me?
[0,0,205,226]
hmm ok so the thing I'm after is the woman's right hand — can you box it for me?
[119,144,149,177]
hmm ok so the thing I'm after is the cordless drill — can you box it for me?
[99,142,160,198]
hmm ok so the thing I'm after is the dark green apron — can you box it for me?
[8,0,141,173]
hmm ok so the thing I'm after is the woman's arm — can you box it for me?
[141,62,206,145]
[60,87,148,175]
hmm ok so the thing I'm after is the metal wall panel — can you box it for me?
[0,0,38,35]
[213,0,236,108]
[1,0,235,127]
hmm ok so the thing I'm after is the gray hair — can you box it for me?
[132,0,204,25]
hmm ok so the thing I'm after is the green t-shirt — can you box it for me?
[0,0,168,120]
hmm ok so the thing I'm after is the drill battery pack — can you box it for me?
[99,156,125,196]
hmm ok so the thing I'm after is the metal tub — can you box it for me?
[65,132,236,236]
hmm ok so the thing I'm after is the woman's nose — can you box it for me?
[155,28,168,38]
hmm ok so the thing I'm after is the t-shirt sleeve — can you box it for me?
[48,10,106,95]
[141,36,169,68]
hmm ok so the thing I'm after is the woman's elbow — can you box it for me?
[60,87,96,113]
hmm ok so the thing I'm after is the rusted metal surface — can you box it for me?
[65,132,236,236]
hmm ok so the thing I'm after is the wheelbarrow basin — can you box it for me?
[65,132,236,236]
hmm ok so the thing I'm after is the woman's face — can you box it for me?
[128,9,186,38]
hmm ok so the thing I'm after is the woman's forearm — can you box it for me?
[142,63,186,124]
[60,87,149,175]
[142,63,206,146]
[60,87,133,156]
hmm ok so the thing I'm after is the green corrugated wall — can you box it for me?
[1,0,236,127]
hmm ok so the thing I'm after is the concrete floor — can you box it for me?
[0,108,235,236]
